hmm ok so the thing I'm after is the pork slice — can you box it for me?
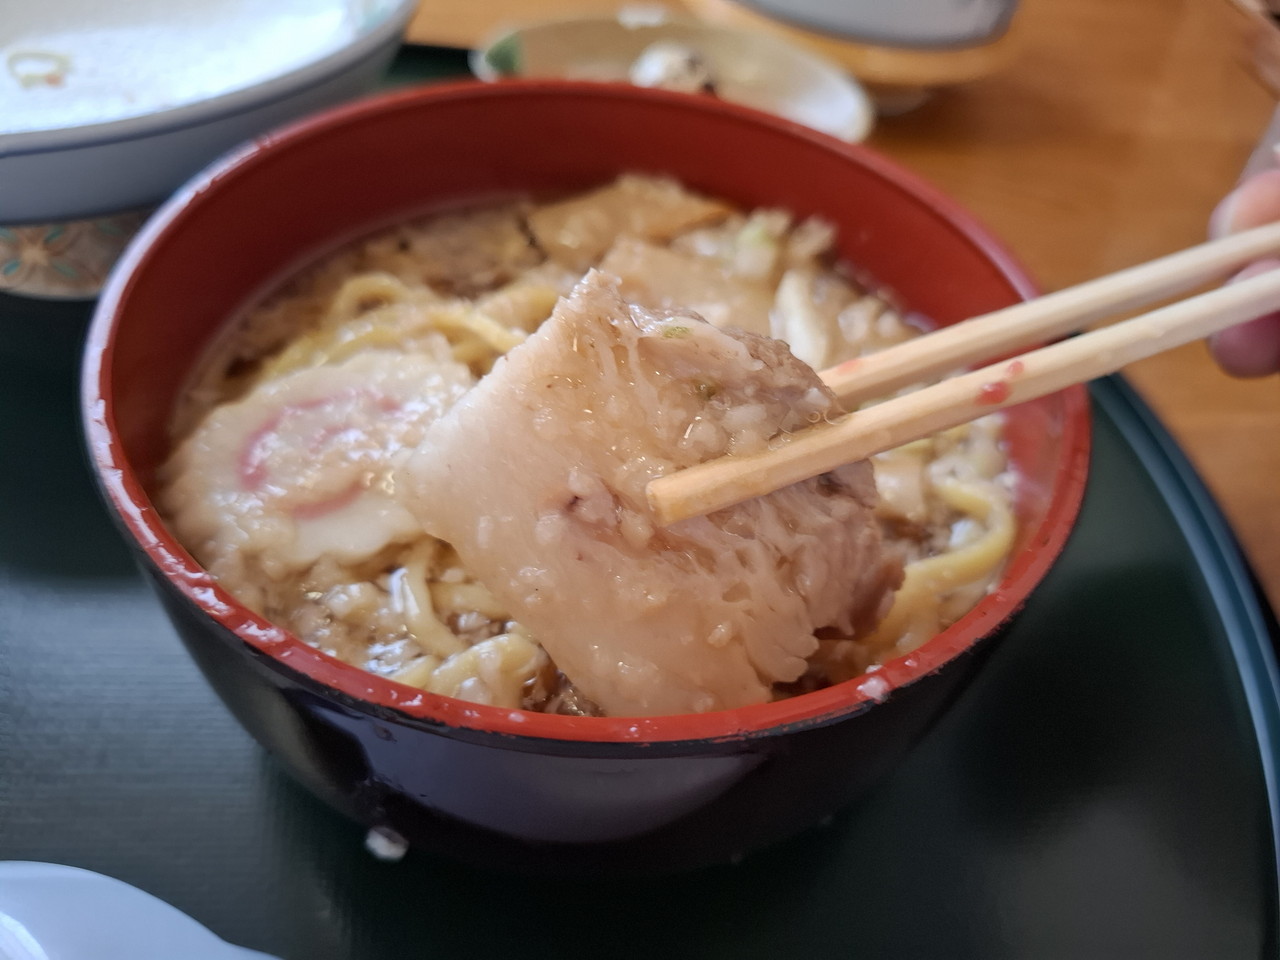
[405,272,900,716]
[527,174,733,272]
[598,236,775,336]
[371,203,542,298]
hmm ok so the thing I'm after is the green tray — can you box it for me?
[2,47,1278,959]
[2,281,1278,960]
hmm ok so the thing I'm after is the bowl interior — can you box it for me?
[86,80,1089,745]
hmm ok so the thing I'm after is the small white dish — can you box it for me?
[0,861,278,960]
[0,0,417,226]
[470,10,875,144]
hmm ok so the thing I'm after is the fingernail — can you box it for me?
[1209,185,1243,239]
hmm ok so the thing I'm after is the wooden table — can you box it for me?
[409,0,1280,613]
[868,0,1280,614]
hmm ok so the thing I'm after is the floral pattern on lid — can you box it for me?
[0,211,148,299]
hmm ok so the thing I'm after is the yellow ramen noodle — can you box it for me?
[159,175,1016,716]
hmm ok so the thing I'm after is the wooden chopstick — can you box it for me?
[647,258,1280,527]
[820,220,1280,408]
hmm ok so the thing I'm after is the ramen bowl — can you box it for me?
[82,80,1089,874]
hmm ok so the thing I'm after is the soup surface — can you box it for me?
[160,175,1016,716]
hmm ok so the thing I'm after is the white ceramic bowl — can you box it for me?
[0,0,416,228]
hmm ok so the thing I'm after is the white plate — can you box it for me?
[0,0,416,224]
[0,862,279,960]
[471,11,875,144]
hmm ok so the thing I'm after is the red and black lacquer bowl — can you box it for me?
[81,81,1090,874]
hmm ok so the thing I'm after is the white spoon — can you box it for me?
[0,862,278,960]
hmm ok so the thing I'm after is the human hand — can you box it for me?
[1208,169,1280,376]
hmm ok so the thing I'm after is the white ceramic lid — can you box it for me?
[1,0,391,143]
[0,0,413,227]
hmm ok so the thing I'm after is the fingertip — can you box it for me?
[1209,314,1280,377]
[1210,187,1243,239]
[1209,168,1280,238]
